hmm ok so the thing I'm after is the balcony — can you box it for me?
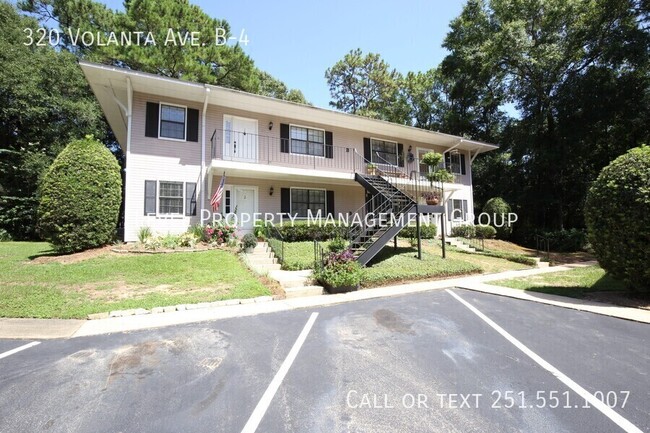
[210,129,357,176]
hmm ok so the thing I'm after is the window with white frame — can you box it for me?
[160,104,186,140]
[371,138,398,165]
[159,181,184,214]
[290,126,325,156]
[291,188,326,218]
[449,199,468,221]
[448,153,462,174]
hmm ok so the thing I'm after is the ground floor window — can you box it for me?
[144,180,196,216]
[291,188,326,218]
[449,199,468,221]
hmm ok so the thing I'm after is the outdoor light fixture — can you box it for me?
[269,186,274,196]
[268,121,273,130]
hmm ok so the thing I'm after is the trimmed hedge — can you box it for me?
[275,220,347,242]
[451,224,475,238]
[399,224,437,239]
[475,224,497,239]
[542,229,587,252]
[585,146,650,291]
[38,136,122,253]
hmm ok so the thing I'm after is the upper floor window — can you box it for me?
[290,126,325,157]
[371,138,398,165]
[160,104,186,140]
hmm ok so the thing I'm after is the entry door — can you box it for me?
[234,187,256,230]
[224,116,258,162]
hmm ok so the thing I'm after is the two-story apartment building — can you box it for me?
[80,61,498,249]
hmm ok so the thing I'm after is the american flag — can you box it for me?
[211,173,226,211]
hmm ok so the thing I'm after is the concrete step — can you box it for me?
[278,277,311,289]
[246,256,278,265]
[253,263,282,272]
[285,285,323,298]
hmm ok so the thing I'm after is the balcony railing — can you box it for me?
[210,129,356,173]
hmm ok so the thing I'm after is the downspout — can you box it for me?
[125,77,133,241]
[200,87,210,217]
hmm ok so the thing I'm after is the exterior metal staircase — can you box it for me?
[349,173,417,266]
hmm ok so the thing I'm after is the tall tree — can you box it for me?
[442,0,649,235]
[0,1,107,239]
[325,48,404,121]
[257,70,309,104]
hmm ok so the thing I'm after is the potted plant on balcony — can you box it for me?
[367,162,377,175]
[314,249,364,294]
[421,151,454,184]
[421,191,440,205]
[241,233,258,253]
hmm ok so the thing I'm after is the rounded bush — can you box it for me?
[451,224,476,238]
[475,224,497,239]
[585,146,650,291]
[482,197,512,239]
[38,136,122,253]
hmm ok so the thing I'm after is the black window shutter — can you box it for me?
[145,102,159,138]
[445,152,451,170]
[326,190,335,217]
[185,182,197,216]
[281,188,290,216]
[460,153,466,175]
[144,180,157,215]
[280,124,290,153]
[363,137,371,161]
[325,131,333,159]
[187,108,199,142]
[397,143,404,167]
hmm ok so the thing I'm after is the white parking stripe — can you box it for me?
[240,312,319,433]
[447,289,643,433]
[0,341,41,360]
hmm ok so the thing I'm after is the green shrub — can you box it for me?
[253,220,266,239]
[482,197,512,239]
[328,237,347,253]
[242,233,258,249]
[178,232,197,248]
[275,220,347,241]
[585,145,650,290]
[451,224,476,238]
[0,229,11,242]
[160,233,179,249]
[187,224,205,240]
[475,225,497,239]
[203,222,236,244]
[38,136,122,253]
[542,229,587,252]
[314,250,364,288]
[138,226,152,243]
[399,223,437,239]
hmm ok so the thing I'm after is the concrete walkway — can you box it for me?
[1,261,648,339]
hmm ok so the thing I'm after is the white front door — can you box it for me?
[234,186,257,231]
[224,115,258,162]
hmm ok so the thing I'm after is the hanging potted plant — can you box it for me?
[421,151,454,184]
[314,250,364,294]
[421,191,440,205]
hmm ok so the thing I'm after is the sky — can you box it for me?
[95,0,467,110]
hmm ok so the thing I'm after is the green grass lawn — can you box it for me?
[280,241,322,270]
[0,242,270,319]
[488,265,627,298]
[363,245,482,286]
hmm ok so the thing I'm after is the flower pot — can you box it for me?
[425,198,439,205]
[323,282,360,294]
[244,247,254,253]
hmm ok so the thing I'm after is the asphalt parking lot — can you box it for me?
[1,289,648,433]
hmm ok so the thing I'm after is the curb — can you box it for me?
[89,295,276,319]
